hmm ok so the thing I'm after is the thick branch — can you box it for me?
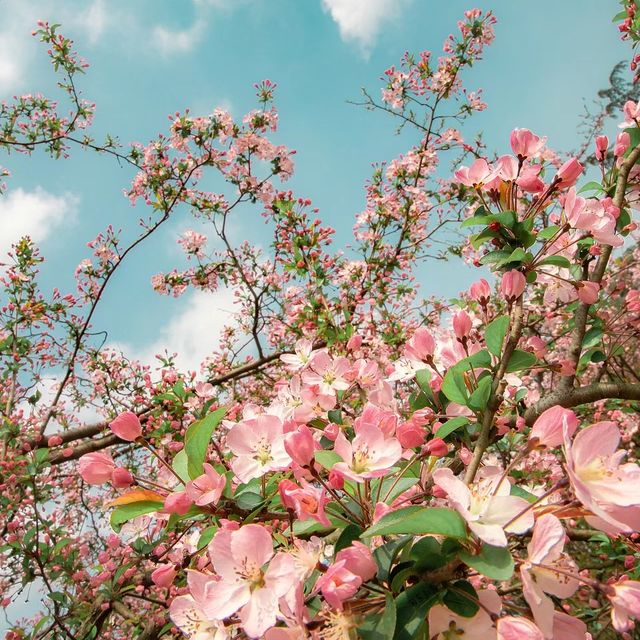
[525,382,640,423]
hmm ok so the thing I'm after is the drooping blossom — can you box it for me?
[606,578,640,632]
[78,451,116,485]
[433,466,534,546]
[529,405,578,448]
[520,514,579,638]
[564,420,640,533]
[186,463,226,506]
[500,270,526,302]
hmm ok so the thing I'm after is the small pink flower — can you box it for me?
[576,281,600,304]
[332,423,402,483]
[109,411,142,442]
[151,563,177,588]
[529,405,578,448]
[302,352,351,395]
[615,131,631,157]
[186,463,226,506]
[454,158,499,188]
[112,467,134,488]
[433,467,533,546]
[607,578,640,632]
[510,128,546,159]
[78,451,116,485]
[424,437,448,458]
[404,327,436,363]
[554,158,583,189]
[278,479,331,527]
[335,542,377,582]
[501,270,526,302]
[227,414,292,483]
[280,338,315,372]
[397,420,426,448]
[314,561,361,610]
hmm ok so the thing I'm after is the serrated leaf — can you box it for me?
[459,544,514,580]
[434,417,469,440]
[110,501,162,532]
[468,375,492,412]
[362,507,467,539]
[185,407,225,479]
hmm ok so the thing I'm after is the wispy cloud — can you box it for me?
[321,0,412,53]
[0,187,79,260]
[152,19,208,56]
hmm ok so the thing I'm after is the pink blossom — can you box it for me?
[78,451,116,485]
[314,561,362,610]
[623,99,640,126]
[335,542,377,582]
[529,405,578,448]
[615,131,631,157]
[564,420,640,533]
[186,463,226,506]
[576,281,600,304]
[112,467,134,488]
[595,135,609,161]
[432,466,533,546]
[109,411,142,442]
[164,491,194,515]
[151,563,177,588]
[510,128,546,159]
[205,524,297,637]
[469,278,491,305]
[552,612,591,640]
[606,578,640,632]
[227,414,292,483]
[454,158,499,188]
[404,327,436,361]
[332,423,402,483]
[520,514,579,638]
[501,270,526,302]
[284,424,316,467]
[497,616,544,640]
[397,420,426,448]
[280,338,315,372]
[554,158,583,188]
[453,310,473,340]
[278,479,331,527]
[302,351,351,395]
[424,437,448,457]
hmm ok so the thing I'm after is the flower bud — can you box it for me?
[500,270,526,302]
[284,425,316,467]
[109,411,142,442]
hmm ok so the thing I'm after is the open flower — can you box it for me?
[332,423,402,483]
[606,578,640,633]
[433,466,533,546]
[564,420,640,533]
[186,463,226,506]
[227,414,292,483]
[204,524,297,638]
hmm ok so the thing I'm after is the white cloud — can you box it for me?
[322,0,412,52]
[71,0,111,45]
[0,187,79,259]
[123,289,237,373]
[152,19,208,55]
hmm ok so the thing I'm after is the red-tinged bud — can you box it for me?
[109,411,142,442]
[284,425,316,467]
[595,135,609,161]
[112,467,134,488]
[425,438,448,458]
[163,491,193,515]
[500,269,526,302]
[47,435,63,447]
[328,468,344,490]
[554,157,583,188]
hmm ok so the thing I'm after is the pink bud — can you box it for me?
[469,278,491,305]
[595,135,609,161]
[346,334,363,351]
[510,128,545,159]
[328,469,344,490]
[452,310,472,341]
[397,421,426,448]
[555,157,583,188]
[500,270,526,302]
[47,435,63,447]
[151,563,177,588]
[576,281,600,304]
[163,491,193,515]
[424,438,448,458]
[336,542,377,582]
[284,425,316,467]
[324,422,340,441]
[615,131,631,157]
[78,451,116,485]
[109,411,142,442]
[112,467,134,488]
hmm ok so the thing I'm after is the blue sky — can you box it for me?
[0,0,630,374]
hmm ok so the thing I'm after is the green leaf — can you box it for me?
[510,484,538,503]
[184,407,225,479]
[359,592,396,640]
[374,537,413,582]
[480,249,512,266]
[485,315,509,357]
[410,536,447,571]
[459,544,514,580]
[314,450,342,470]
[538,255,571,269]
[537,225,560,240]
[443,580,479,618]
[468,375,492,412]
[441,367,468,405]
[415,369,431,394]
[577,181,604,194]
[362,507,467,539]
[172,449,190,483]
[505,349,537,373]
[434,417,469,440]
[394,583,439,640]
[235,491,264,511]
[110,501,162,533]
[335,524,363,553]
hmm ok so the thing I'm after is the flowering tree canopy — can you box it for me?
[3,3,640,639]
